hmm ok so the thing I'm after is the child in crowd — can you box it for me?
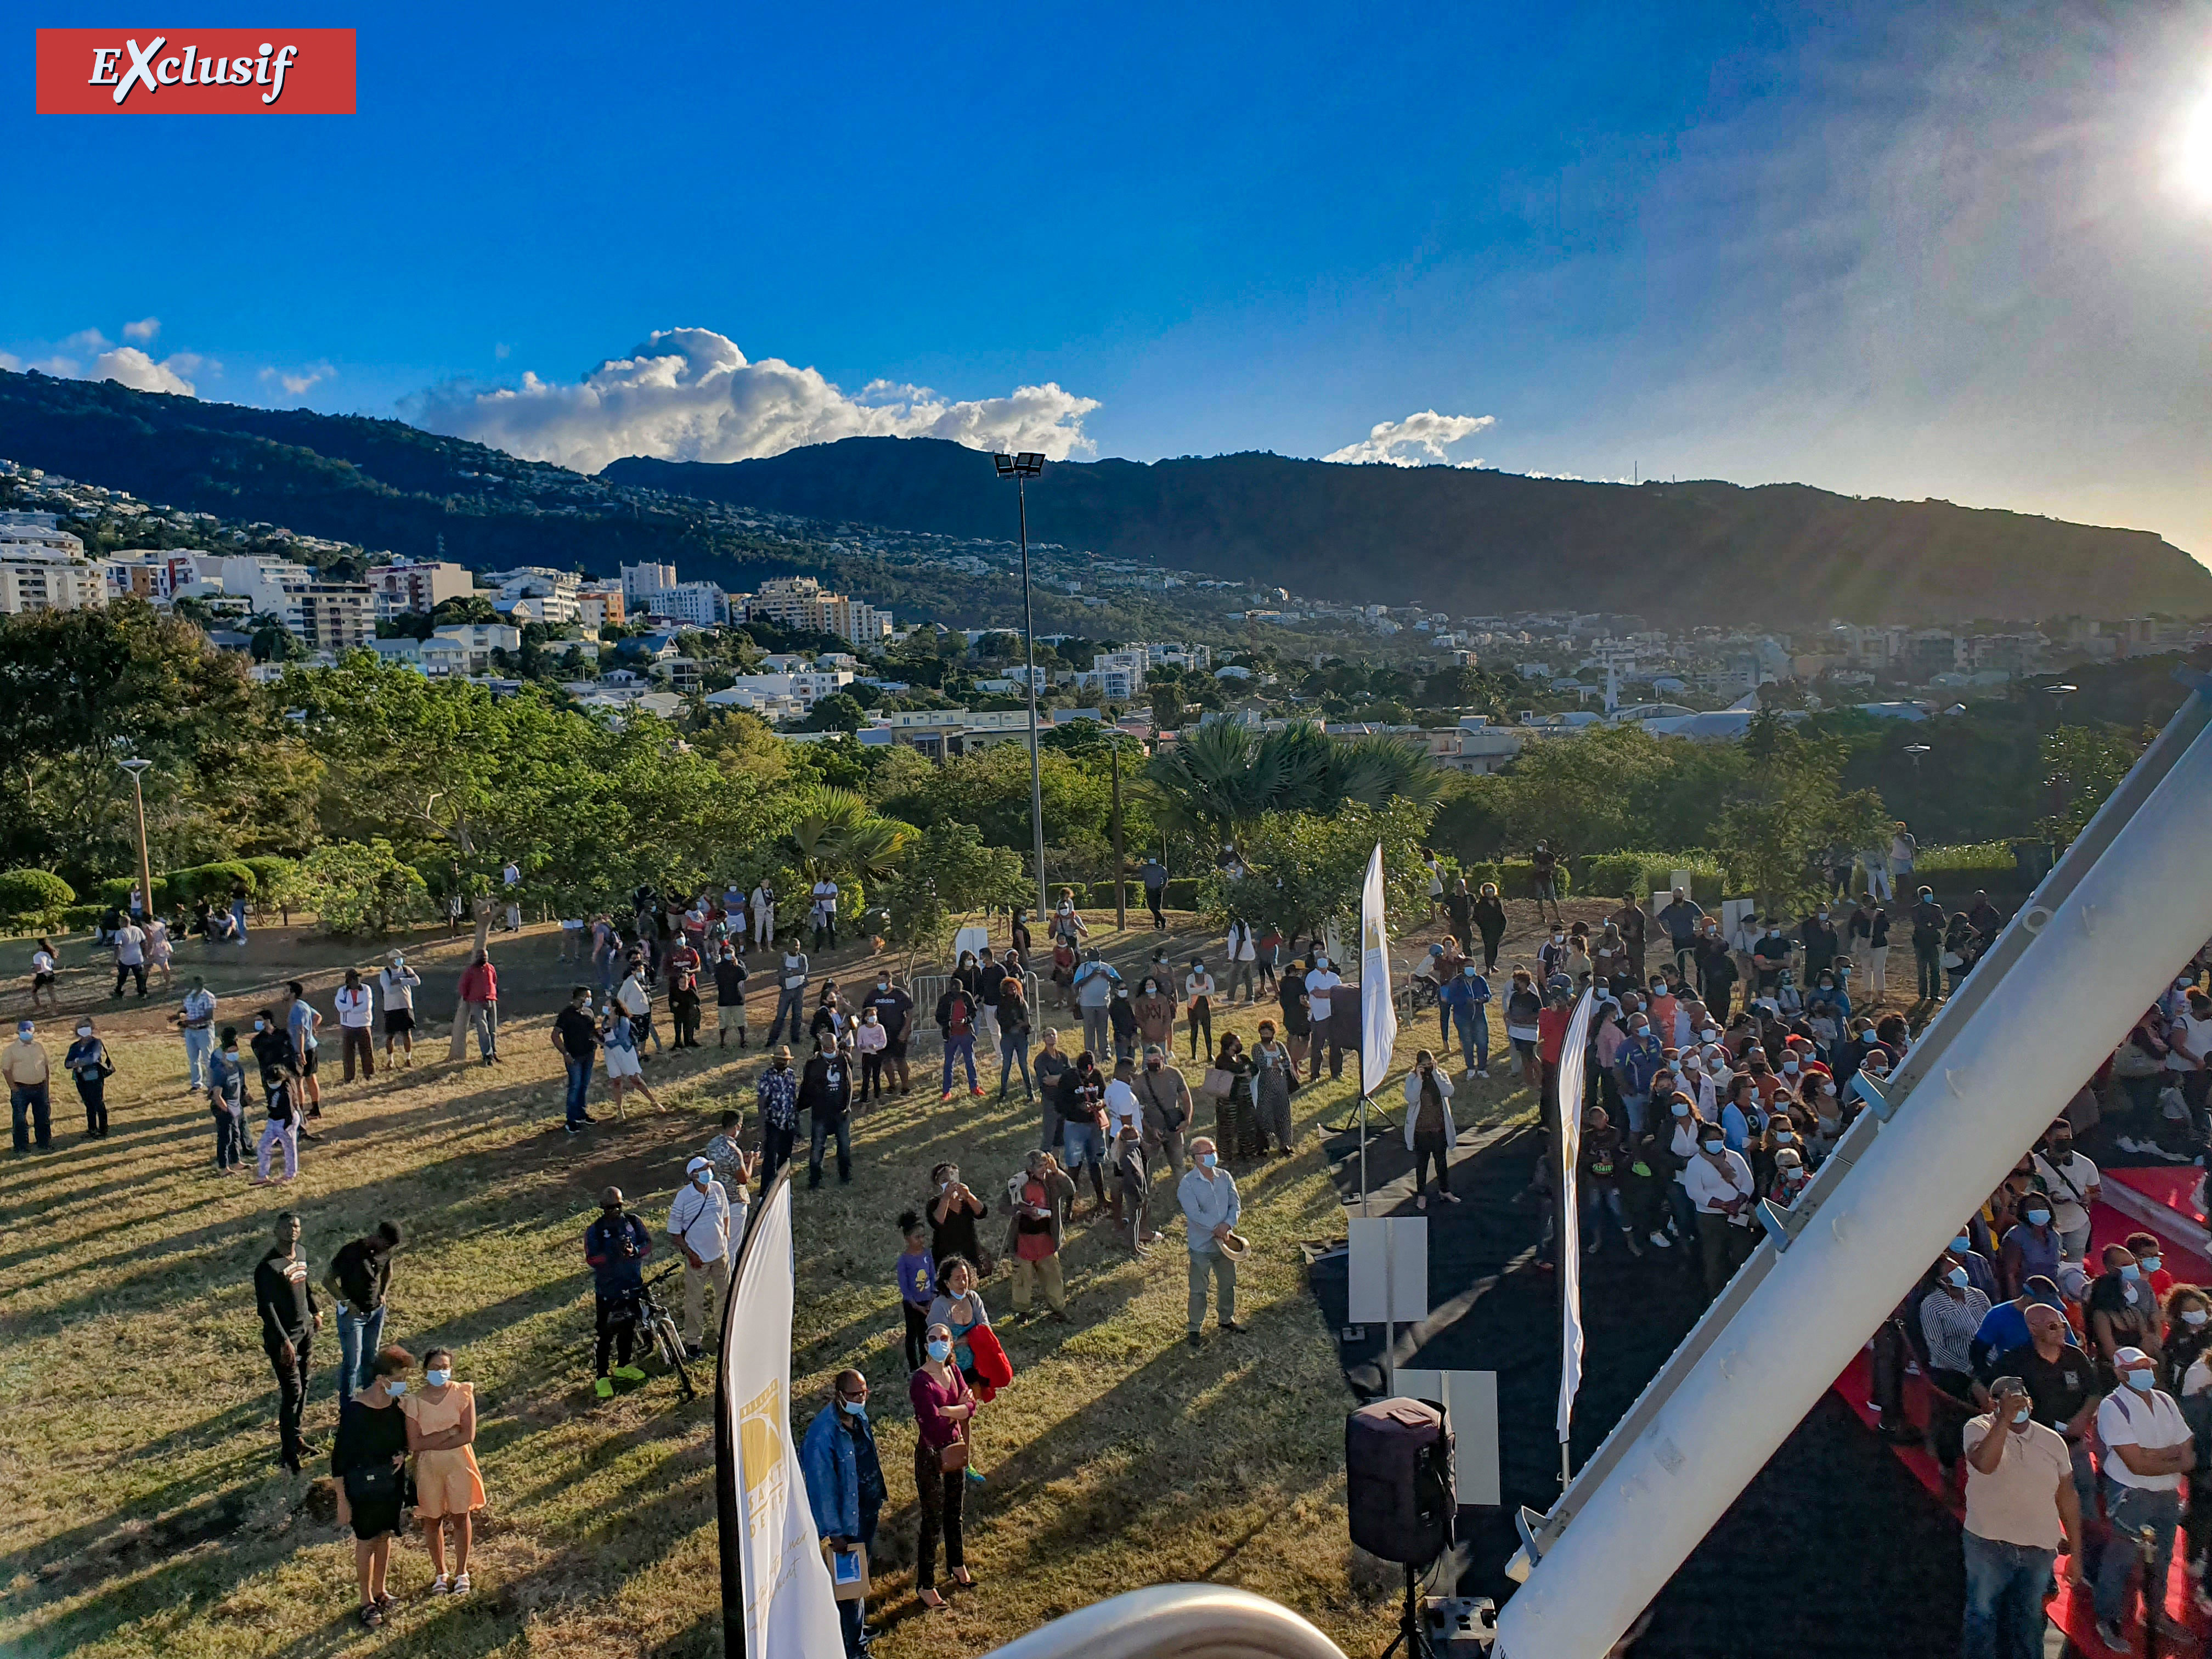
[896,1211,936,1373]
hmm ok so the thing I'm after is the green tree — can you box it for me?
[302,838,432,935]
[1199,798,1434,941]
[2041,723,2146,844]
[877,821,1030,964]
[1144,718,1442,841]
[797,692,867,733]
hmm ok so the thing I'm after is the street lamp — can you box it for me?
[1903,742,1932,775]
[2047,683,2078,725]
[995,451,1051,929]
[117,757,155,923]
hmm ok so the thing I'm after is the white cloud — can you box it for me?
[122,317,160,345]
[0,352,19,373]
[89,346,198,396]
[406,328,1101,474]
[60,328,110,354]
[260,362,333,398]
[1324,410,1497,467]
[31,356,81,376]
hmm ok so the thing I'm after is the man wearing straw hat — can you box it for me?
[1178,1135,1246,1346]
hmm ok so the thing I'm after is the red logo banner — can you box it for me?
[36,29,356,113]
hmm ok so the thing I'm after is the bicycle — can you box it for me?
[617,1265,697,1401]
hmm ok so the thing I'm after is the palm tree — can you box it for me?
[1144,718,1441,838]
[783,786,912,884]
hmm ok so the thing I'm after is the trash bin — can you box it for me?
[2011,840,2054,887]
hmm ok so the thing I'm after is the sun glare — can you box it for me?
[2181,80,2212,205]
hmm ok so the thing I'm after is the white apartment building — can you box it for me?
[621,562,678,605]
[742,576,891,648]
[710,667,855,709]
[0,552,107,614]
[369,636,473,676]
[297,585,374,656]
[648,581,727,627]
[483,566,581,623]
[432,622,523,673]
[364,560,473,613]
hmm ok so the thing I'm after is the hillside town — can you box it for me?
[2,456,2204,774]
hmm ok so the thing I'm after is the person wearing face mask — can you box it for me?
[800,1040,855,1189]
[1136,1042,1194,1174]
[331,1345,415,1630]
[910,1323,978,1607]
[1694,922,1738,1021]
[1131,975,1176,1054]
[2030,1127,2098,1262]
[1613,1013,1665,1136]
[2163,1286,2212,1395]
[207,1025,249,1172]
[1437,960,1491,1080]
[1538,926,1571,986]
[1402,1051,1459,1213]
[1960,1373,2087,1658]
[710,943,750,1051]
[1997,1194,2062,1301]
[1681,1117,1754,1299]
[256,1210,322,1474]
[2093,1346,2194,1646]
[403,1346,485,1597]
[1798,905,1840,984]
[1944,1225,2001,1303]
[1767,1145,1811,1207]
[668,1157,730,1359]
[249,1009,303,1183]
[1249,1024,1298,1158]
[1178,1136,1244,1342]
[1754,1109,1806,1199]
[1921,1253,1994,1475]
[802,1369,886,1652]
[63,1017,114,1138]
[2086,1244,2163,1382]
[862,971,913,1096]
[2124,1231,2177,1302]
[5,1018,53,1153]
[1656,1092,1703,1252]
[1751,922,1792,995]
[754,1045,800,1189]
[584,1186,653,1393]
[1302,955,1344,1084]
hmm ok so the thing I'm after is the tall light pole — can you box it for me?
[117,757,154,923]
[995,451,1050,930]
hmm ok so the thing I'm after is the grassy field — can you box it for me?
[0,904,1569,1659]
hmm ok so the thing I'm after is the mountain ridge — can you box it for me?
[605,437,2212,626]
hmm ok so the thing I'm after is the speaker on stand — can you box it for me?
[1347,1397,1458,1658]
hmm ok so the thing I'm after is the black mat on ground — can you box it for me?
[1311,1121,1980,1658]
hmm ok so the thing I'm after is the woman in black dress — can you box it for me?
[332,1346,415,1628]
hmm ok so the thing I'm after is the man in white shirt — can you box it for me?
[668,1156,731,1358]
[2165,989,2210,1134]
[332,969,376,1082]
[2031,1127,2100,1261]
[502,860,523,932]
[1961,1374,2084,1657]
[2092,1346,2193,1645]
[377,952,422,1065]
[1103,1057,1144,1144]
[1302,958,1342,1084]
[752,881,776,949]
[174,975,218,1090]
[111,918,149,999]
[1681,1130,1754,1301]
[810,878,839,949]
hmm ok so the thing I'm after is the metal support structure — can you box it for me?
[996,452,1051,929]
[119,757,154,922]
[1492,676,2212,1657]
[1110,732,1127,930]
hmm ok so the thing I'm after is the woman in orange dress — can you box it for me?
[403,1346,487,1595]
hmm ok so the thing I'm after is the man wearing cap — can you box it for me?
[2092,1345,2193,1647]
[583,1187,652,1392]
[5,1019,53,1153]
[1991,1299,2100,1518]
[1177,1135,1244,1345]
[669,1158,731,1358]
[1961,1373,2085,1659]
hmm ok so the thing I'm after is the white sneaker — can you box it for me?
[1648,1231,1672,1250]
[2117,1136,2145,1153]
[452,1572,472,1596]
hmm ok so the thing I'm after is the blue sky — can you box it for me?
[7,1,2212,558]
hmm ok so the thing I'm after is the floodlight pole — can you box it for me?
[119,758,155,925]
[998,454,1052,930]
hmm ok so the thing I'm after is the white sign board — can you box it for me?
[952,924,990,961]
[1392,1368,1503,1508]
[1721,898,1757,934]
[1669,869,1695,896]
[1348,1216,1429,1323]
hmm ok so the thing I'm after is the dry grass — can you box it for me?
[0,905,1575,1659]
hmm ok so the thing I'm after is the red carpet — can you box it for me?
[2108,1165,2209,1231]
[1831,1197,2211,1652]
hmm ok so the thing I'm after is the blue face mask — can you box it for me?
[926,1339,952,1363]
[425,1368,450,1389]
[1951,1235,1971,1254]
[2026,1208,2051,1227]
[840,1398,867,1419]
[2121,1263,2142,1282]
[2011,1404,2032,1425]
[1200,1152,1218,1169]
[2143,1256,2164,1273]
[386,1379,408,1397]
[1945,1266,1969,1288]
[2126,1369,2155,1392]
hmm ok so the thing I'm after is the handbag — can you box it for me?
[343,1458,402,1505]
[1201,1066,1234,1101]
[938,1431,970,1474]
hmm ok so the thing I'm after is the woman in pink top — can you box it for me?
[910,1322,977,1609]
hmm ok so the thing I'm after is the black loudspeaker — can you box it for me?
[1346,1397,1455,1566]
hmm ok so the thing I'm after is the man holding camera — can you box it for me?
[584,1186,653,1393]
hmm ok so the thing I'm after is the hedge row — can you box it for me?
[1580,853,1725,906]
[91,856,303,915]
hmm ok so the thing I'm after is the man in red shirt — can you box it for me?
[456,950,499,1066]
[1537,990,1575,1119]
